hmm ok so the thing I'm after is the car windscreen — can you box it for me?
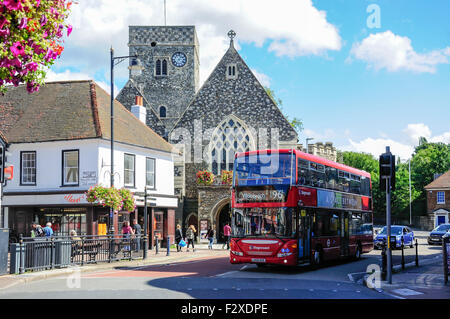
[379,226,403,236]
[435,224,450,232]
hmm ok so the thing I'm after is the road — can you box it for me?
[0,231,446,300]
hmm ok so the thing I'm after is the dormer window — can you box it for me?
[226,63,238,80]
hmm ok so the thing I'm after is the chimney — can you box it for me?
[131,96,146,124]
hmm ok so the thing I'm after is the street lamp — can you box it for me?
[306,137,314,154]
[109,47,144,234]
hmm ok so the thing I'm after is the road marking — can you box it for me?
[215,271,238,277]
[391,288,423,296]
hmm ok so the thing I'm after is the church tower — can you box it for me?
[117,26,200,134]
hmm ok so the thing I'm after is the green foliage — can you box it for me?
[339,139,450,223]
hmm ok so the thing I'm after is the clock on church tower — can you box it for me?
[172,52,187,67]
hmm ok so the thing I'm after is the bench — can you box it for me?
[71,242,102,263]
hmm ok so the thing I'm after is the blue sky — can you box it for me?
[48,0,450,160]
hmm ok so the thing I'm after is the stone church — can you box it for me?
[117,26,298,242]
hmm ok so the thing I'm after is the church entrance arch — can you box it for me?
[213,199,231,243]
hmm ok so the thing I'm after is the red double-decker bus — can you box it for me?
[230,149,373,267]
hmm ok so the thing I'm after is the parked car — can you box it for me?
[374,225,415,249]
[427,223,450,245]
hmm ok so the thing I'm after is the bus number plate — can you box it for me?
[251,258,266,263]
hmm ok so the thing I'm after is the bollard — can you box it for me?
[19,234,24,274]
[155,236,159,255]
[415,238,419,267]
[401,236,405,270]
[166,236,170,256]
[381,242,387,281]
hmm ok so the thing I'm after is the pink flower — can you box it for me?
[67,24,72,36]
[10,42,25,57]
[0,16,8,29]
[0,28,9,38]
[3,0,23,11]
[25,62,38,72]
[39,14,47,26]
[18,17,27,29]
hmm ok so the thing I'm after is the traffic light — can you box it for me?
[379,150,395,191]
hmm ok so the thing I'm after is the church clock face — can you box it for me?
[171,52,187,67]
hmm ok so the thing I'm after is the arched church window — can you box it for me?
[162,59,168,75]
[159,106,166,118]
[208,116,254,175]
[155,59,161,76]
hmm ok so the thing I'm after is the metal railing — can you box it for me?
[9,234,149,274]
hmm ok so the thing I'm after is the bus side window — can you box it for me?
[298,159,310,186]
[326,166,338,190]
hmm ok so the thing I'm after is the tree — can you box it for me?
[0,0,73,94]
[265,87,303,136]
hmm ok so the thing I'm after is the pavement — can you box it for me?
[0,243,231,290]
[362,253,449,299]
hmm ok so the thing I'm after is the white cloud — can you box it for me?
[343,138,414,161]
[339,123,450,161]
[302,128,336,142]
[403,123,432,144]
[44,70,118,96]
[251,69,271,87]
[58,0,341,88]
[349,31,450,73]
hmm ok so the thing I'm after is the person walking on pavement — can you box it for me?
[186,225,196,252]
[132,219,142,252]
[222,222,231,250]
[205,227,215,250]
[43,222,53,237]
[175,224,184,252]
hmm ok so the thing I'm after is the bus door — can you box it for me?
[297,209,311,262]
[340,211,350,257]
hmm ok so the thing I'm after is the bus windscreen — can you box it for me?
[234,153,294,186]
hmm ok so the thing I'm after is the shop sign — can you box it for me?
[81,171,97,186]
[63,193,86,204]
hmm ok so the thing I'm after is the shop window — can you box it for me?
[62,150,79,186]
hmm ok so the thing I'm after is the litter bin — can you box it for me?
[55,240,72,268]
[0,229,9,275]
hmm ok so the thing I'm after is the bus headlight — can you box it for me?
[231,250,243,256]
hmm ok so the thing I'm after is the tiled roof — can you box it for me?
[0,80,173,153]
[424,170,450,189]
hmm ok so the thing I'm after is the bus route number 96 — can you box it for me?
[225,303,268,314]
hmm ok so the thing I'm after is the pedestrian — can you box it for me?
[205,227,214,250]
[185,225,196,252]
[132,219,142,252]
[43,222,53,237]
[122,221,134,251]
[222,222,231,250]
[31,222,44,238]
[175,224,184,252]
[70,230,81,241]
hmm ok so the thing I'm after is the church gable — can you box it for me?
[170,38,298,156]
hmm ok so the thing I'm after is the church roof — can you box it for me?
[0,80,173,153]
[170,39,298,143]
